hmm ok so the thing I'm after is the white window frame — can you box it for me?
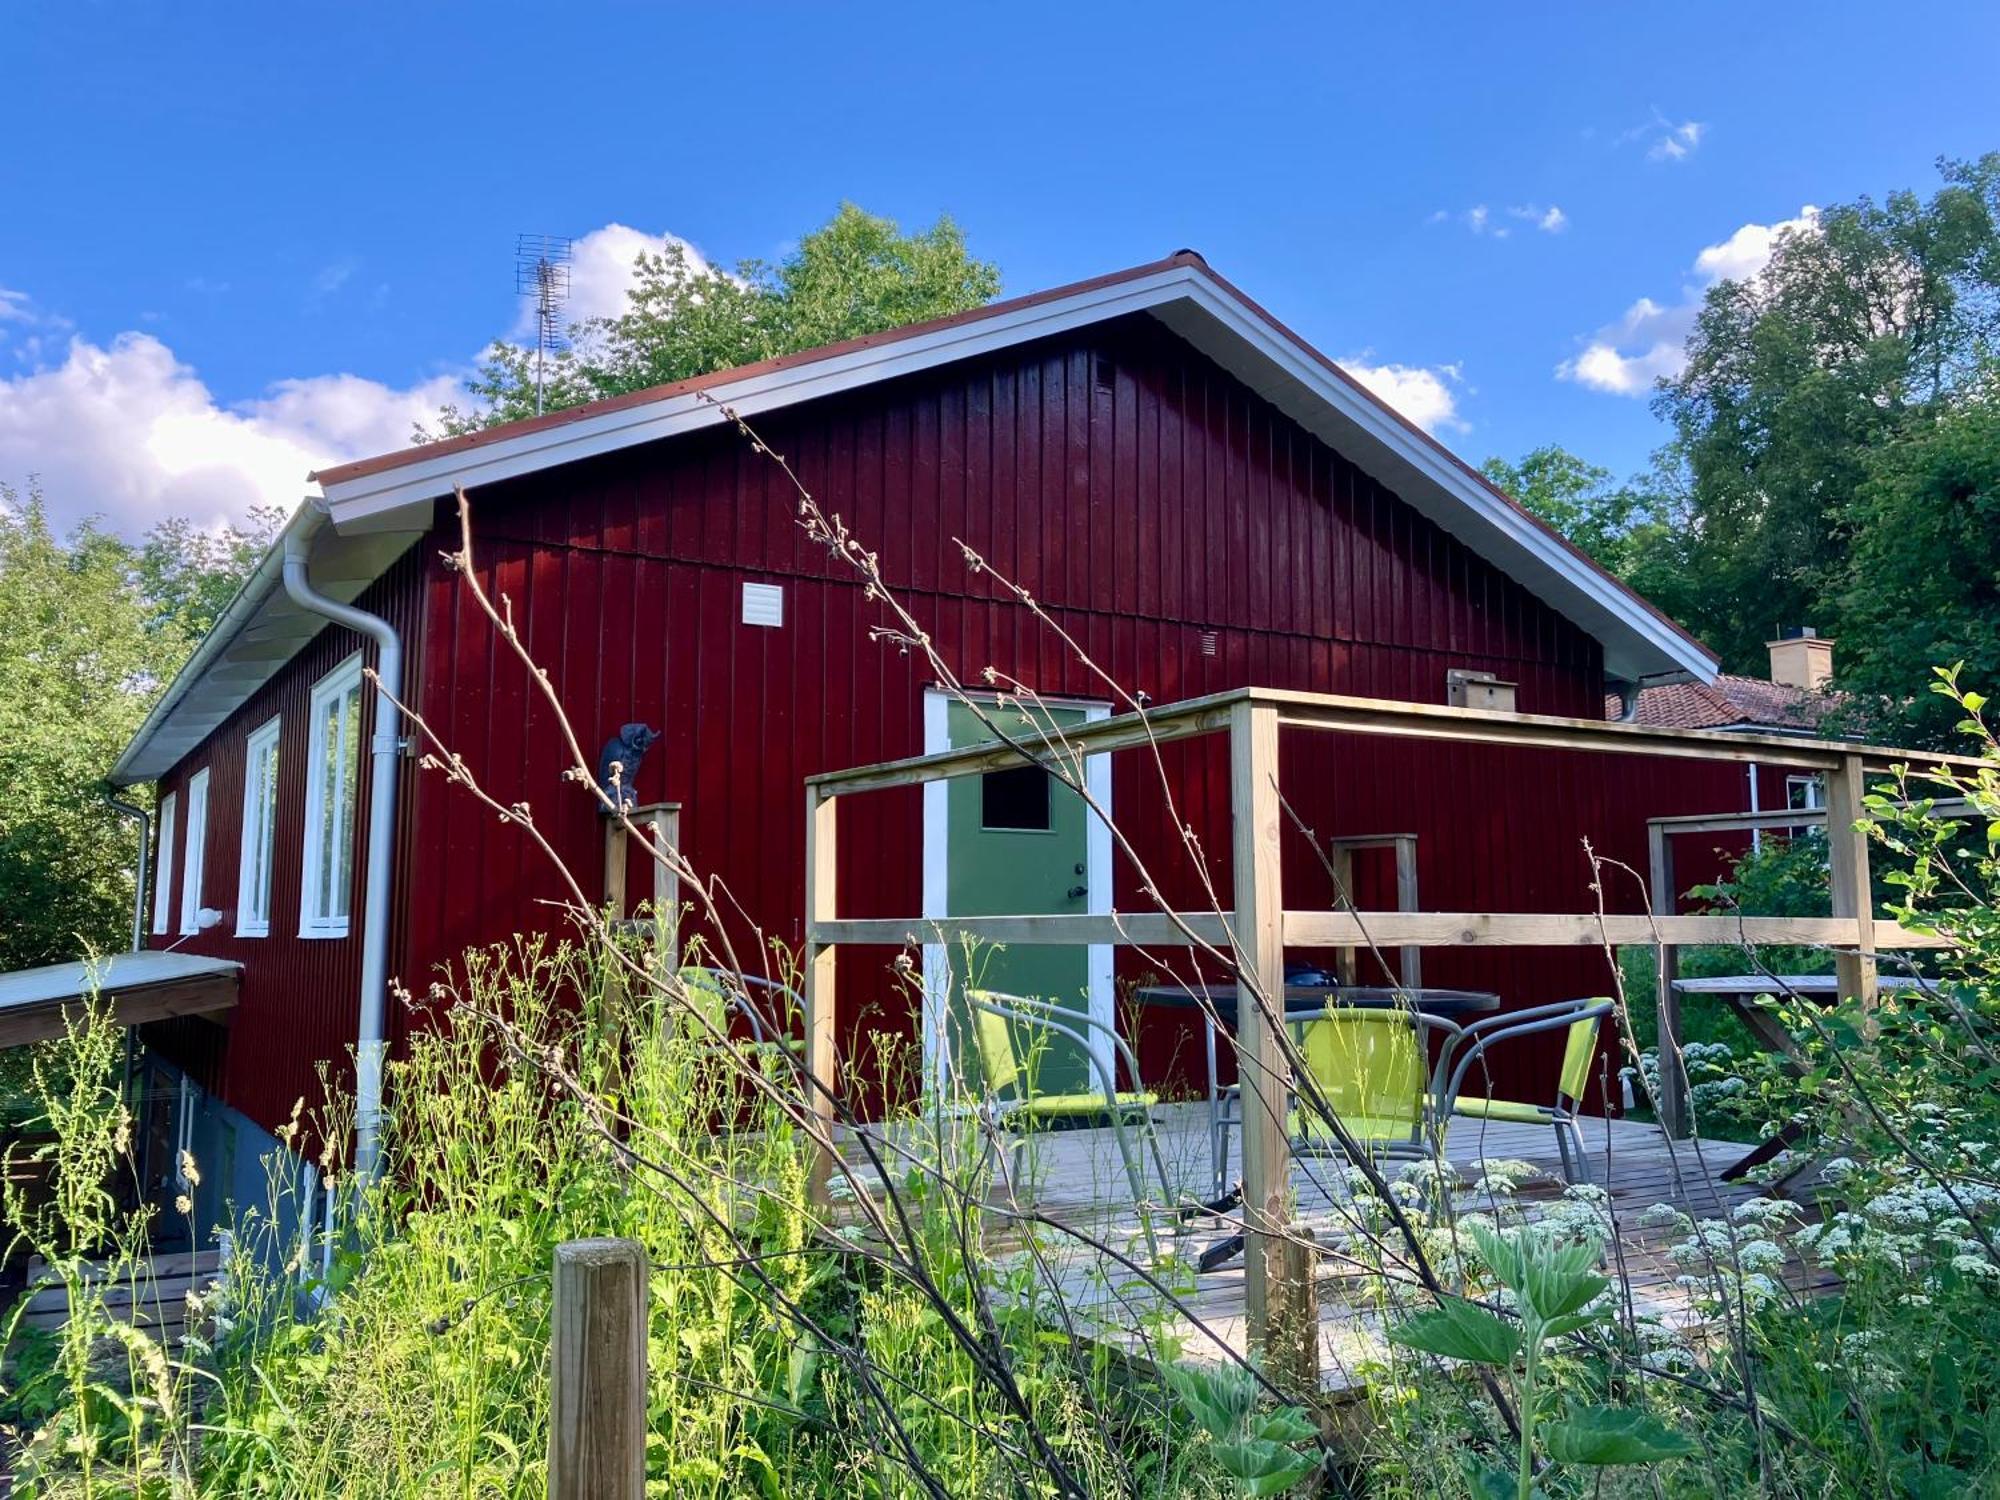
[151,791,177,936]
[179,769,210,935]
[236,715,281,937]
[1786,773,1826,812]
[300,652,365,939]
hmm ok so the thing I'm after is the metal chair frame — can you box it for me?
[1439,998,1615,1184]
[966,989,1180,1257]
[679,966,807,1062]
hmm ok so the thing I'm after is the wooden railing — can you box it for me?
[800,685,1977,1382]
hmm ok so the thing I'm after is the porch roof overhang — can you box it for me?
[0,953,240,1051]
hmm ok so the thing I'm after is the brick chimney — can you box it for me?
[1767,628,1833,692]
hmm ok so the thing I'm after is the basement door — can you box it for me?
[922,690,1112,1099]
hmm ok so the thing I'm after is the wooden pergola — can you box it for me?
[801,685,1970,1375]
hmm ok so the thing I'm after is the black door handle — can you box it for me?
[1066,884,1087,900]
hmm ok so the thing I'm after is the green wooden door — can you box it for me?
[943,699,1094,1095]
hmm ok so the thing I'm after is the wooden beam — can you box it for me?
[805,696,1239,794]
[1826,754,1878,1006]
[1230,698,1305,1383]
[803,786,840,1206]
[1242,685,1987,772]
[0,973,238,1052]
[1278,911,1947,950]
[803,909,1947,951]
[806,912,1233,949]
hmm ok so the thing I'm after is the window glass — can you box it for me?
[981,764,1052,831]
[179,770,210,934]
[302,656,364,936]
[237,718,280,935]
[152,792,177,935]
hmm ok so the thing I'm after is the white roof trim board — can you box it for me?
[115,258,1715,784]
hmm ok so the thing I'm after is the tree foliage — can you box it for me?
[433,204,1001,436]
[1489,154,2000,745]
[0,485,276,971]
[1478,446,1670,577]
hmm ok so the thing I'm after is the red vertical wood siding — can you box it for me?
[391,316,1734,1111]
[144,313,1774,1135]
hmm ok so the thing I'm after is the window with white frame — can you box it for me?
[179,769,210,935]
[300,653,364,938]
[151,791,177,935]
[1786,774,1826,812]
[236,716,281,936]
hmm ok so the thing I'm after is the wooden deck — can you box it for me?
[844,1103,1833,1394]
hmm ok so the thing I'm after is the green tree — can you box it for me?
[1834,380,2000,742]
[1652,153,2000,676]
[1478,445,1671,576]
[434,203,1000,435]
[0,485,275,971]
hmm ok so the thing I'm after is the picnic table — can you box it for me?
[1667,972,1937,1181]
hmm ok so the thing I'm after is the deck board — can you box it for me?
[841,1104,1831,1395]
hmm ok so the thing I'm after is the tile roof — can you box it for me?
[1609,674,1837,733]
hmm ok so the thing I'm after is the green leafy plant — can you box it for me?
[1389,1223,1690,1499]
[1163,1362,1322,1496]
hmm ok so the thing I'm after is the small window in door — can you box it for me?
[980,764,1051,832]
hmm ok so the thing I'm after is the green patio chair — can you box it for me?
[1289,1005,1462,1165]
[966,989,1176,1254]
[678,966,807,1063]
[1442,998,1614,1183]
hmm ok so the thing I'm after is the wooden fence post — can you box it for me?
[1647,823,1689,1138]
[804,785,840,1206]
[1826,754,1877,1009]
[549,1238,648,1500]
[1231,699,1310,1385]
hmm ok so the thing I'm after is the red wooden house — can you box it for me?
[100,251,1759,1204]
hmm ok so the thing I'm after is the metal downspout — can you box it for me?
[105,796,151,952]
[282,514,400,1186]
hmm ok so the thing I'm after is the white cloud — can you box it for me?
[0,326,461,536]
[0,225,721,539]
[1559,207,1819,396]
[1433,203,1566,237]
[1618,109,1706,164]
[1513,204,1567,233]
[1339,357,1467,434]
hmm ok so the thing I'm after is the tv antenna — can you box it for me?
[515,234,573,416]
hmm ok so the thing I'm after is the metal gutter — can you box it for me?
[104,796,151,952]
[281,511,400,1187]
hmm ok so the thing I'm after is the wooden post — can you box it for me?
[1231,699,1309,1384]
[602,819,630,918]
[1328,843,1357,986]
[1393,837,1421,989]
[804,786,840,1206]
[549,1238,647,1500]
[1648,823,1689,1138]
[1826,754,1877,1007]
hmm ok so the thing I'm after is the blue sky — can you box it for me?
[4,2,1997,536]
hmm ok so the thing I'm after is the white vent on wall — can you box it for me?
[741,582,785,628]
[1199,630,1219,657]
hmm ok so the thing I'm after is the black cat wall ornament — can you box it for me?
[595,723,660,810]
